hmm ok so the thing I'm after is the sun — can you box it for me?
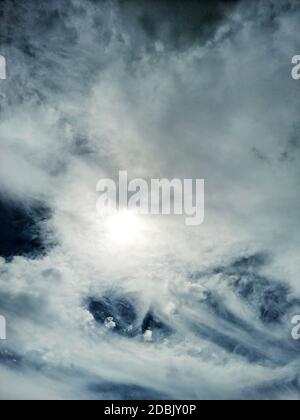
[106,210,146,244]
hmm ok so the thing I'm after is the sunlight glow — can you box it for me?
[106,210,146,244]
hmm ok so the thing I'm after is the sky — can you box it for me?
[1,0,300,400]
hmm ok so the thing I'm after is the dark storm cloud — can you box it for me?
[0,198,51,260]
[117,0,239,49]
[0,0,239,46]
[0,0,240,101]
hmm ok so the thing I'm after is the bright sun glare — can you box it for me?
[106,210,146,244]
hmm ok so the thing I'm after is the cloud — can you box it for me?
[0,0,300,400]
